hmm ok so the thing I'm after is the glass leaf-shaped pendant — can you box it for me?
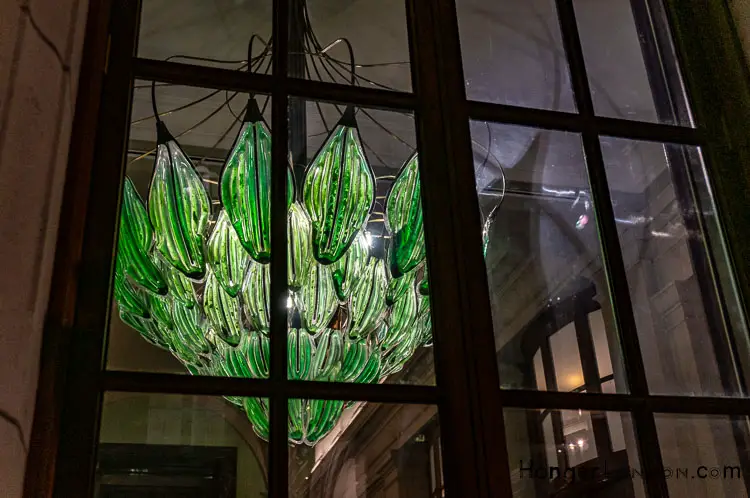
[311,329,344,381]
[244,397,270,440]
[331,231,369,301]
[119,307,169,350]
[245,329,270,379]
[306,399,344,444]
[297,264,337,334]
[354,349,382,384]
[348,258,387,339]
[172,301,211,355]
[382,285,418,352]
[208,209,250,297]
[289,398,307,444]
[153,252,196,308]
[204,270,243,346]
[118,177,167,295]
[220,99,295,264]
[242,260,271,331]
[416,294,432,347]
[381,332,418,377]
[113,259,149,318]
[148,122,211,279]
[288,203,313,291]
[288,328,313,380]
[147,292,174,331]
[386,266,416,306]
[303,109,375,265]
[386,153,426,278]
[338,338,370,382]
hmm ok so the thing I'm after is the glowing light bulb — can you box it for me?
[577,439,585,448]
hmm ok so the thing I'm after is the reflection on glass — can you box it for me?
[473,122,626,393]
[287,0,411,92]
[137,0,272,72]
[574,0,690,125]
[98,393,268,497]
[456,0,575,111]
[655,414,750,498]
[504,408,643,498]
[289,401,441,497]
[600,137,750,396]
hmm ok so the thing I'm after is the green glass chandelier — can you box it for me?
[114,94,432,445]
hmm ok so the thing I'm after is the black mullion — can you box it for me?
[555,1,668,496]
[541,342,569,471]
[132,58,417,111]
[269,0,290,496]
[465,100,702,145]
[102,371,439,403]
[575,313,614,457]
[52,0,139,496]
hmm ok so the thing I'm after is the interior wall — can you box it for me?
[0,0,89,496]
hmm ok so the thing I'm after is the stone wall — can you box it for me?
[0,0,88,496]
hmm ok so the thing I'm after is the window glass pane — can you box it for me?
[289,401,441,496]
[286,99,434,387]
[98,393,268,497]
[137,0,273,72]
[456,0,576,111]
[287,0,411,92]
[474,122,627,393]
[600,137,750,396]
[574,0,691,126]
[505,408,645,498]
[109,82,274,380]
[655,414,750,498]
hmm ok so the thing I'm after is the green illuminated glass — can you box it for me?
[303,110,375,265]
[113,107,452,445]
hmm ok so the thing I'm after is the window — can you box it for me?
[42,0,750,497]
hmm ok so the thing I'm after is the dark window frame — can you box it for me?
[24,0,750,497]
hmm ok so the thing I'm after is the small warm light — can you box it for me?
[565,374,584,390]
[577,439,585,448]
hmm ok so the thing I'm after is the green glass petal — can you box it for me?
[288,398,306,443]
[385,153,426,278]
[242,261,270,332]
[297,264,337,334]
[288,203,313,291]
[172,301,211,355]
[153,252,196,307]
[354,350,382,384]
[147,292,173,330]
[119,307,169,349]
[348,258,387,339]
[113,260,149,318]
[386,267,416,306]
[338,338,370,382]
[381,333,418,377]
[244,397,270,440]
[311,329,344,381]
[382,286,418,352]
[288,328,313,380]
[416,294,432,347]
[208,209,250,297]
[303,122,375,265]
[148,138,211,279]
[306,399,344,444]
[331,231,369,301]
[220,121,271,262]
[419,276,429,296]
[118,177,167,295]
[203,270,243,346]
[245,329,270,379]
